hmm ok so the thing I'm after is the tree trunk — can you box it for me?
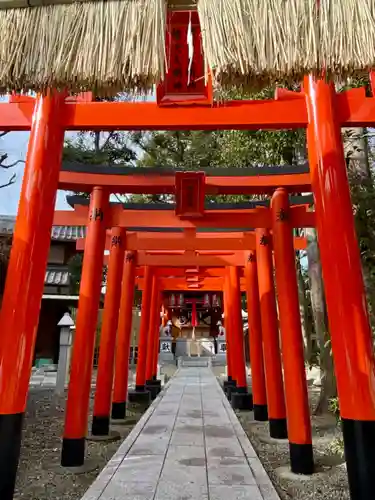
[305,227,337,414]
[295,253,314,365]
[343,128,375,329]
[94,131,101,152]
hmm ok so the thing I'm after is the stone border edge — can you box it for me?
[215,377,281,500]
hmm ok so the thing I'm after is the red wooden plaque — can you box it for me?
[157,10,213,106]
[175,171,206,218]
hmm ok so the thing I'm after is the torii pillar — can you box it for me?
[227,267,253,411]
[256,228,287,439]
[62,187,109,467]
[111,252,137,421]
[145,276,162,399]
[305,77,375,498]
[271,189,314,474]
[0,92,66,500]
[245,252,268,421]
[223,273,236,395]
[128,266,153,406]
[91,227,125,438]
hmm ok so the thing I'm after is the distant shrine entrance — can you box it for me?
[165,291,223,357]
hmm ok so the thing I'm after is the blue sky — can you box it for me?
[0,93,156,215]
[0,131,72,215]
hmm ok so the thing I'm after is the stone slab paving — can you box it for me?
[81,367,280,500]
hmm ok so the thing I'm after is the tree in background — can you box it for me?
[0,132,25,189]
[344,128,375,329]
[305,226,336,414]
[64,131,137,167]
[63,129,137,278]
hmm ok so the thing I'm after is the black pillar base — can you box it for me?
[61,437,85,467]
[289,442,314,475]
[128,386,151,406]
[223,379,236,393]
[111,401,126,420]
[269,418,288,439]
[254,404,268,422]
[0,412,24,500]
[145,380,161,400]
[231,389,253,411]
[342,417,375,500]
[226,384,238,401]
[91,415,110,436]
[225,380,237,400]
[147,379,161,389]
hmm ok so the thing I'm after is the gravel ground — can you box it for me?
[14,388,143,500]
[237,387,350,500]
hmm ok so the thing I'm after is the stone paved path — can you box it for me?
[81,367,280,500]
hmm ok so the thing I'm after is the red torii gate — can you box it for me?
[0,68,373,500]
[52,186,314,458]
[59,163,312,195]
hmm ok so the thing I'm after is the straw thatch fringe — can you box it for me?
[1,0,375,94]
[0,0,166,95]
[198,0,375,90]
[319,0,375,79]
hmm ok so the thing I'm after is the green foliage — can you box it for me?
[327,397,345,457]
[328,397,341,424]
[64,131,137,166]
[327,437,345,458]
[131,87,306,204]
[67,253,83,295]
[132,130,221,169]
[67,252,106,295]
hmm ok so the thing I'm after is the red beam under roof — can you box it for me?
[137,277,246,292]
[129,250,248,267]
[76,231,307,252]
[103,251,247,267]
[136,267,237,278]
[54,205,315,229]
[2,87,375,131]
[58,170,311,195]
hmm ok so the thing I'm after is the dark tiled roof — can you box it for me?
[0,216,86,241]
[51,225,86,241]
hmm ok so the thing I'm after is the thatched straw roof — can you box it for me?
[198,0,375,90]
[0,0,373,94]
[0,0,167,94]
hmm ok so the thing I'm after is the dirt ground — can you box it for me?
[15,364,347,500]
[237,386,350,500]
[14,389,142,500]
[15,365,178,500]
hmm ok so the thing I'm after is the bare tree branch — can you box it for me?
[0,159,25,169]
[0,146,24,187]
[0,173,16,189]
[101,131,116,151]
[114,193,128,203]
